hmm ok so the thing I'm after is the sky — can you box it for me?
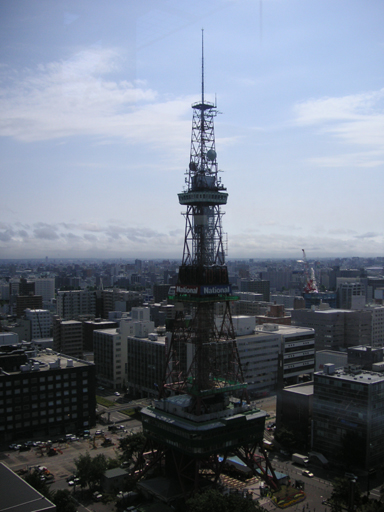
[1,0,384,261]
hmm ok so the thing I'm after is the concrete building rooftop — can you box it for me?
[349,345,382,353]
[317,367,384,384]
[127,335,167,345]
[0,349,93,375]
[256,324,314,335]
[94,328,118,335]
[284,382,314,396]
[310,309,352,314]
[0,462,56,512]
[104,467,128,479]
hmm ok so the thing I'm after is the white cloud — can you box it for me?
[61,222,104,232]
[0,221,185,259]
[33,226,60,240]
[228,231,384,259]
[294,89,384,148]
[292,89,384,169]
[0,48,193,148]
[1,220,382,259]
[354,232,380,239]
[307,151,384,169]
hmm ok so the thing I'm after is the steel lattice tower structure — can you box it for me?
[135,33,275,500]
[160,31,245,412]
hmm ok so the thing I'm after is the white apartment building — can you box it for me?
[232,315,256,336]
[119,307,155,339]
[93,307,156,391]
[93,328,127,390]
[0,332,19,345]
[33,278,55,302]
[53,318,83,358]
[236,326,281,397]
[265,324,315,385]
[25,308,52,339]
[337,279,366,309]
[0,283,10,300]
[126,333,167,398]
[235,321,315,397]
[56,290,97,320]
[9,279,20,296]
[270,294,296,309]
[366,304,384,347]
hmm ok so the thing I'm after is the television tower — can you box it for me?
[161,29,243,410]
[135,32,274,499]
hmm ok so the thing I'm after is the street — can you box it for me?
[2,393,383,511]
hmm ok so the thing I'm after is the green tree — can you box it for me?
[74,451,92,489]
[274,426,296,452]
[227,493,262,512]
[74,451,108,490]
[361,499,384,512]
[88,453,108,490]
[186,489,227,512]
[119,432,146,462]
[330,477,361,512]
[186,488,263,512]
[24,471,52,500]
[52,489,77,512]
[106,456,121,469]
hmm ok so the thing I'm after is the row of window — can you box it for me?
[0,413,86,431]
[0,371,89,387]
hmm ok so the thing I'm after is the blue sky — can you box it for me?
[1,0,384,260]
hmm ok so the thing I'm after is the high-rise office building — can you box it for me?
[313,365,384,470]
[53,317,83,358]
[16,295,43,318]
[93,328,126,390]
[25,308,52,340]
[56,290,97,320]
[33,278,55,302]
[0,349,96,441]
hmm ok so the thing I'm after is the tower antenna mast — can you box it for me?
[201,28,204,106]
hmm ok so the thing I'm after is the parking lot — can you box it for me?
[1,422,143,511]
[3,393,376,512]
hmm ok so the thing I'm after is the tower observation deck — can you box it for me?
[135,33,273,500]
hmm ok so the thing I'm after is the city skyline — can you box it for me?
[1,1,384,260]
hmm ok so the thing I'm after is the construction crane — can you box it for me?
[301,249,318,293]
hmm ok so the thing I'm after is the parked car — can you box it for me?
[345,472,358,480]
[302,470,314,478]
[93,491,103,501]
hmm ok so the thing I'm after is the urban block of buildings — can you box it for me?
[313,363,384,470]
[0,348,96,442]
